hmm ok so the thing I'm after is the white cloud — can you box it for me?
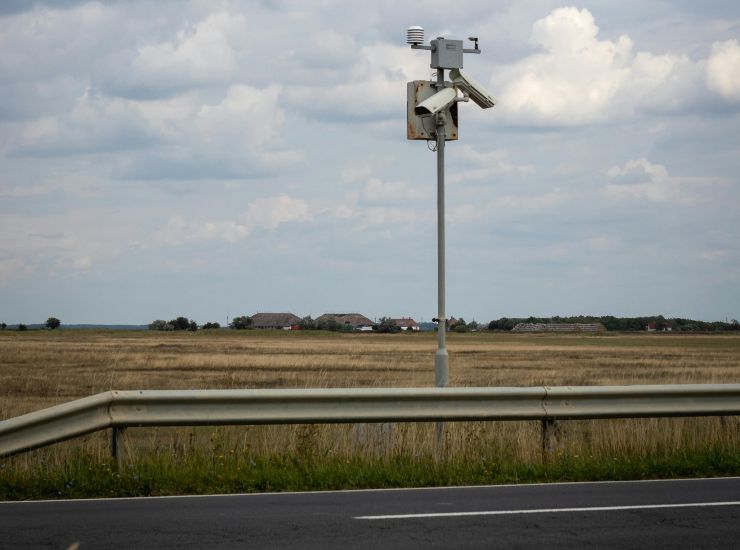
[359,177,425,205]
[0,257,34,283]
[242,195,312,230]
[6,83,301,177]
[0,3,114,83]
[603,158,722,204]
[702,249,729,262]
[202,222,250,244]
[0,210,127,282]
[156,216,250,246]
[284,42,427,120]
[449,145,535,184]
[360,206,422,227]
[607,157,667,182]
[288,28,357,70]
[706,39,740,102]
[324,188,427,231]
[156,194,312,246]
[56,256,92,271]
[492,7,705,125]
[0,5,303,176]
[491,189,566,212]
[445,188,568,225]
[448,204,483,224]
[10,93,152,155]
[130,11,249,90]
[341,162,379,184]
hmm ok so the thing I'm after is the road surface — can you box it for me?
[1,477,739,549]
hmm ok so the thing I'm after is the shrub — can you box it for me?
[298,316,316,330]
[316,318,342,332]
[170,317,191,331]
[45,317,61,330]
[375,317,401,334]
[230,316,253,330]
[148,320,171,331]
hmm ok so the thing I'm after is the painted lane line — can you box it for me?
[355,500,740,520]
[4,477,739,505]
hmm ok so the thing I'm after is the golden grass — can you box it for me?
[1,330,739,473]
[1,330,739,417]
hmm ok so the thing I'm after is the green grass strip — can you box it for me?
[2,445,740,500]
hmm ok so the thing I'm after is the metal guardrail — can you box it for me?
[2,384,740,459]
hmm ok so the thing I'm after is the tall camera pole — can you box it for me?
[408,27,493,388]
[434,69,449,387]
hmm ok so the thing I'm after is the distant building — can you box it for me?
[250,312,302,330]
[647,321,672,332]
[316,313,374,330]
[393,317,420,331]
[512,323,606,333]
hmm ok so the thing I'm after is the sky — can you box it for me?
[0,0,739,325]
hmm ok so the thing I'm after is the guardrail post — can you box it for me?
[111,426,126,463]
[380,422,393,456]
[541,418,559,463]
[354,423,394,456]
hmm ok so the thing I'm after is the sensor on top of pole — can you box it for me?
[407,26,424,45]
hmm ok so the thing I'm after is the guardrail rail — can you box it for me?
[2,384,740,460]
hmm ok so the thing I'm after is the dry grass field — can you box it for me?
[2,329,739,419]
[1,330,739,493]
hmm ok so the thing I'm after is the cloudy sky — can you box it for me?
[1,1,738,325]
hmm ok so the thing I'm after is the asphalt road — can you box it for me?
[1,477,739,549]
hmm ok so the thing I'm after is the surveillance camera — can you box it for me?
[414,87,458,116]
[449,68,495,109]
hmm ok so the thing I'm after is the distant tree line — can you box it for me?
[296,316,352,332]
[148,317,198,331]
[0,317,61,331]
[3,314,738,334]
[147,315,253,331]
[297,316,422,333]
[487,315,740,332]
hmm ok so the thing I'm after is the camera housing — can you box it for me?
[407,81,458,141]
[449,68,495,109]
[414,86,458,116]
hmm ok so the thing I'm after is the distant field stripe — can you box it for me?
[355,501,740,520]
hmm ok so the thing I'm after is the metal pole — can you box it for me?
[435,71,449,388]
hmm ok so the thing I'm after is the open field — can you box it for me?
[2,330,740,498]
[2,330,740,417]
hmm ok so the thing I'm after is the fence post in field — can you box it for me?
[541,418,559,463]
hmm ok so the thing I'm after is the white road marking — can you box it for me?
[2,477,738,505]
[356,500,740,520]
